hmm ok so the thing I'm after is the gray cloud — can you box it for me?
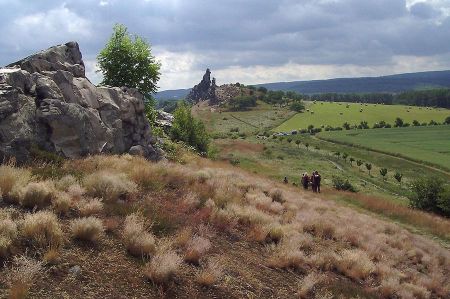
[1,0,449,89]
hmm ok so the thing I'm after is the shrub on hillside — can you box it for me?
[184,235,211,264]
[409,177,450,216]
[18,181,56,209]
[171,102,210,153]
[196,258,224,286]
[51,192,72,215]
[0,217,18,258]
[77,198,104,216]
[332,177,357,192]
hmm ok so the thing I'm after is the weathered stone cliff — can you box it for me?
[0,42,161,162]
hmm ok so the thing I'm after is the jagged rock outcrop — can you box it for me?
[0,42,161,162]
[186,69,218,105]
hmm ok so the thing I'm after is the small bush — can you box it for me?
[184,235,211,264]
[143,251,182,283]
[55,175,78,191]
[123,214,156,257]
[70,217,104,243]
[297,272,326,298]
[332,176,357,192]
[84,172,137,201]
[77,198,104,216]
[7,256,43,299]
[409,177,449,215]
[22,211,64,248]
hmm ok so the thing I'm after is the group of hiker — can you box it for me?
[301,171,321,193]
[282,171,322,193]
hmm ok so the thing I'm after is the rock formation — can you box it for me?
[0,41,161,163]
[186,69,218,105]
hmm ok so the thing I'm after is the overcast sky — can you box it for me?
[1,0,450,91]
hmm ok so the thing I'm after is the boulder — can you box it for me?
[0,42,161,162]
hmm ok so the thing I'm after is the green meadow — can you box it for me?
[275,101,449,132]
[318,125,450,170]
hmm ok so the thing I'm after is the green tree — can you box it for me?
[342,153,348,162]
[290,101,305,112]
[409,177,449,215]
[380,168,388,180]
[356,160,363,171]
[394,117,404,127]
[394,172,403,185]
[365,163,372,175]
[334,152,341,158]
[170,102,209,153]
[349,157,355,166]
[287,137,293,144]
[445,116,450,125]
[97,24,161,95]
[295,140,301,147]
[305,143,309,150]
[343,122,351,130]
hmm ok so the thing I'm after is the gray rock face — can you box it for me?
[0,42,161,162]
[186,68,218,105]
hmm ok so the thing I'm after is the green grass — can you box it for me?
[318,125,450,171]
[275,101,450,132]
[193,101,294,135]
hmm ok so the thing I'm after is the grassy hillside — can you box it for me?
[0,155,449,298]
[275,102,449,132]
[256,70,450,94]
[318,126,450,171]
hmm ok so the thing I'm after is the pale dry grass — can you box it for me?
[77,198,104,216]
[336,249,375,280]
[7,255,43,299]
[84,171,137,201]
[51,192,72,215]
[70,217,104,243]
[195,258,224,286]
[21,211,63,248]
[184,235,211,264]
[55,175,78,192]
[17,181,56,209]
[143,250,182,284]
[0,216,18,258]
[297,272,327,298]
[123,214,156,257]
[0,163,31,203]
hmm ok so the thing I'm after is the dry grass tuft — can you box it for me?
[184,235,211,264]
[123,214,156,257]
[297,272,327,298]
[336,249,375,280]
[55,175,78,191]
[0,163,31,203]
[70,217,104,243]
[269,189,285,203]
[7,255,43,299]
[143,250,182,284]
[196,258,224,286]
[67,183,86,201]
[18,181,56,209]
[0,215,18,258]
[21,211,63,248]
[42,248,60,265]
[77,198,104,216]
[51,192,72,215]
[84,171,137,201]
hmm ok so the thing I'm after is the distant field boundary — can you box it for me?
[316,135,450,176]
[229,114,259,128]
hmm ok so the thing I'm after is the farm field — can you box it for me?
[319,125,450,170]
[275,101,450,132]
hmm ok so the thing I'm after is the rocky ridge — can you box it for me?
[0,42,161,162]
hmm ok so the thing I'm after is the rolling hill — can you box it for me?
[155,70,450,100]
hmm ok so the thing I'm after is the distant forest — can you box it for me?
[307,89,450,108]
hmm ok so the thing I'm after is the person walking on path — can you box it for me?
[315,171,322,193]
[311,171,317,193]
[301,173,309,190]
